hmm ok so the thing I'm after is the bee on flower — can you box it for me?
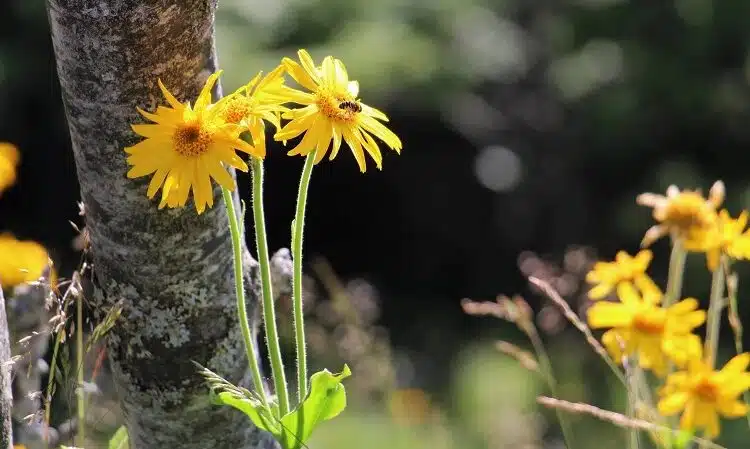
[637,181,724,247]
[586,283,705,376]
[586,249,657,300]
[274,49,402,172]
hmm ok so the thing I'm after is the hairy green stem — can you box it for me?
[291,152,316,403]
[250,159,291,416]
[705,259,726,368]
[44,329,63,448]
[76,294,85,446]
[525,324,575,448]
[625,358,641,449]
[221,187,270,412]
[664,238,686,307]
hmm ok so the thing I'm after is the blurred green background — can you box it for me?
[4,0,750,447]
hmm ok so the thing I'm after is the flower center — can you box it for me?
[220,96,254,125]
[692,376,719,402]
[663,193,715,231]
[173,122,211,157]
[315,89,359,123]
[632,310,666,334]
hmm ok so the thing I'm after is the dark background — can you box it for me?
[4,0,750,446]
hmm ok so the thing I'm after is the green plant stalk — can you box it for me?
[291,151,316,403]
[665,238,687,307]
[43,329,63,449]
[626,359,642,449]
[725,270,750,429]
[76,293,85,446]
[704,259,726,368]
[525,324,575,448]
[250,159,291,417]
[221,186,271,413]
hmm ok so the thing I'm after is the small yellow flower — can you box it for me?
[0,234,53,290]
[217,66,290,157]
[587,283,705,376]
[637,181,724,247]
[125,71,257,214]
[586,249,657,299]
[684,209,750,271]
[0,142,20,195]
[14,445,28,449]
[274,49,402,172]
[658,353,750,439]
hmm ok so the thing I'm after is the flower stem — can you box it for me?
[76,293,85,446]
[664,237,686,307]
[292,152,316,403]
[250,159,291,417]
[525,324,575,448]
[705,258,726,368]
[625,357,641,449]
[221,186,270,412]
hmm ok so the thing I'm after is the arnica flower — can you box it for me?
[658,353,750,439]
[684,209,750,272]
[637,182,724,247]
[586,249,657,300]
[587,283,705,376]
[0,142,20,196]
[216,66,290,157]
[274,49,402,172]
[125,71,258,214]
[0,234,54,290]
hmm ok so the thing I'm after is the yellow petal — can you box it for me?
[158,79,184,110]
[586,302,632,328]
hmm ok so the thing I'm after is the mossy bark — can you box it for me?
[46,1,278,448]
[0,288,11,449]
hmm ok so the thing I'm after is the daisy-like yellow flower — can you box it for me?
[684,209,750,271]
[0,142,20,196]
[637,181,724,247]
[274,49,402,172]
[216,66,290,157]
[0,233,54,290]
[658,353,750,439]
[125,71,258,214]
[587,283,705,376]
[586,249,657,299]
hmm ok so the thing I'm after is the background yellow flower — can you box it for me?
[658,353,750,438]
[0,141,20,195]
[684,209,750,271]
[586,249,656,299]
[0,233,53,289]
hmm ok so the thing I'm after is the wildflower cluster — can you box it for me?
[126,49,402,214]
[124,49,402,449]
[0,142,55,292]
[585,181,750,441]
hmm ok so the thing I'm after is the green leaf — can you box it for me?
[107,425,129,449]
[278,365,351,449]
[212,390,281,436]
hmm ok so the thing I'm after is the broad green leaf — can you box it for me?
[107,425,129,449]
[278,365,351,449]
[213,391,281,436]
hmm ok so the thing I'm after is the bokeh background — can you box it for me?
[3,0,750,447]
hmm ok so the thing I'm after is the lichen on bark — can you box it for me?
[46,1,279,448]
[0,287,12,449]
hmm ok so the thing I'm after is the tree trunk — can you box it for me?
[0,287,12,449]
[46,1,279,448]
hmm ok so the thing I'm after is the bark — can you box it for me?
[46,1,280,448]
[0,287,12,449]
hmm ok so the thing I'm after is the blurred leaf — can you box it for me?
[107,425,129,449]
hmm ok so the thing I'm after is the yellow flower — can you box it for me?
[587,283,705,376]
[274,49,402,172]
[0,142,20,195]
[586,249,657,299]
[637,181,724,247]
[125,71,257,214]
[684,209,750,271]
[216,66,290,157]
[658,353,750,439]
[0,233,54,290]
